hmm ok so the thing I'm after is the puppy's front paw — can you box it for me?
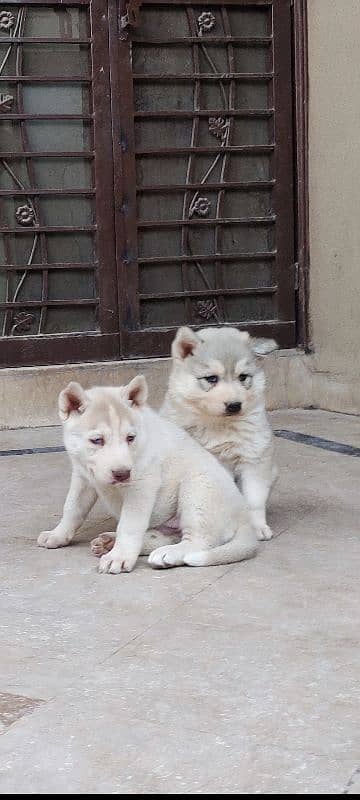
[148,544,183,569]
[90,532,116,558]
[256,524,273,541]
[99,549,136,574]
[37,529,71,548]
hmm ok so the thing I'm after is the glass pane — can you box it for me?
[135,120,192,150]
[134,82,194,113]
[225,294,276,323]
[46,233,94,264]
[138,229,182,260]
[140,299,185,327]
[136,157,188,186]
[22,84,90,115]
[138,193,184,223]
[22,6,88,38]
[48,269,95,301]
[136,7,189,39]
[139,263,183,294]
[133,45,193,75]
[44,306,97,334]
[26,121,92,152]
[32,158,92,189]
[229,154,272,182]
[39,197,93,227]
[22,44,90,77]
[227,8,272,37]
[222,224,274,255]
[222,190,272,218]
[223,260,275,290]
[197,118,272,147]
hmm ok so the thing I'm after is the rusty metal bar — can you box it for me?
[132,37,272,45]
[0,225,96,234]
[134,109,273,118]
[0,299,97,310]
[0,262,95,271]
[0,152,94,158]
[0,189,95,196]
[137,180,275,193]
[133,72,272,81]
[0,76,91,83]
[138,252,276,265]
[140,286,277,301]
[138,216,275,229]
[136,145,274,155]
[1,114,93,120]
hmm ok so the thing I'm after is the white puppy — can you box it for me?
[38,376,257,572]
[162,326,278,541]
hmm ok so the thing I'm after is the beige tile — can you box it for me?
[0,410,359,792]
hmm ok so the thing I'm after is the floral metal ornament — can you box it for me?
[11,311,35,335]
[190,196,211,217]
[15,204,35,226]
[196,300,218,320]
[0,11,15,31]
[208,116,229,142]
[0,93,13,112]
[198,11,215,35]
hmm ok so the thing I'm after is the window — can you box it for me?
[0,0,301,366]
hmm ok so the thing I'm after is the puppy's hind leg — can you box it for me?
[91,528,182,558]
[148,531,204,569]
[141,528,182,556]
[91,532,116,557]
[184,528,257,567]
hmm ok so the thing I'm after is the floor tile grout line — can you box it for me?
[0,445,65,457]
[99,563,236,665]
[343,765,360,794]
[1,429,359,457]
[274,429,360,457]
[0,566,236,712]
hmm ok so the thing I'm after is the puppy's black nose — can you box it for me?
[112,469,131,483]
[225,402,242,415]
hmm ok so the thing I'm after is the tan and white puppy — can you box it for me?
[161,326,278,542]
[38,376,257,572]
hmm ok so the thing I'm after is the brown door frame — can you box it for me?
[292,0,310,351]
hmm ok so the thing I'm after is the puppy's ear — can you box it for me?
[251,337,279,357]
[123,375,148,407]
[172,327,201,360]
[58,382,87,421]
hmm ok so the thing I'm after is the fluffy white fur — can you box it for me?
[38,376,257,572]
[161,326,279,541]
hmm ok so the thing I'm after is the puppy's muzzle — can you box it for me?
[111,469,131,484]
[225,402,242,416]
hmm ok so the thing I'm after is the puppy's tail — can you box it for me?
[183,529,257,567]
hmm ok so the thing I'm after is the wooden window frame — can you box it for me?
[292,0,310,351]
[0,0,119,366]
[115,0,306,358]
[0,0,309,366]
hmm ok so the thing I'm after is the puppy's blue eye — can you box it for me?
[127,434,136,444]
[238,374,249,383]
[204,375,218,385]
[90,436,104,446]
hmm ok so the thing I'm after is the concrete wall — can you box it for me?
[308,1,360,387]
